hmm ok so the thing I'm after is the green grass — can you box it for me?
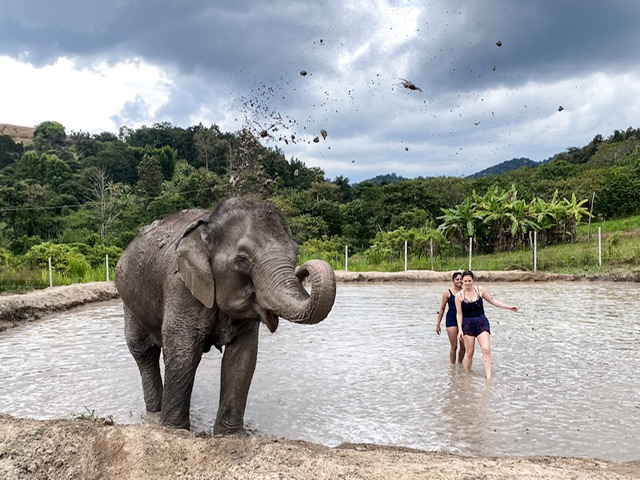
[0,266,115,294]
[68,406,98,421]
[334,217,640,274]
[578,215,640,234]
[2,217,639,295]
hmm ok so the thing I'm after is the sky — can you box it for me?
[1,1,640,183]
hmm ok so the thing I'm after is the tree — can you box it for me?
[559,193,591,242]
[227,129,278,198]
[87,167,128,238]
[331,175,353,203]
[33,121,66,150]
[193,126,225,172]
[125,122,198,164]
[166,161,225,209]
[0,182,64,239]
[137,154,164,200]
[15,152,72,190]
[378,180,441,228]
[88,142,138,184]
[437,196,484,249]
[0,135,24,169]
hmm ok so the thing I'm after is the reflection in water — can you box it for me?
[0,282,639,462]
[439,368,496,456]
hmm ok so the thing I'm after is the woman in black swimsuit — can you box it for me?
[455,270,518,379]
[435,271,465,364]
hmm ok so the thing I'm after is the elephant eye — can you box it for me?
[233,254,251,275]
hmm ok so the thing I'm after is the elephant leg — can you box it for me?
[214,322,259,436]
[124,305,163,412]
[159,325,204,430]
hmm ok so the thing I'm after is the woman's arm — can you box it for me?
[480,286,519,312]
[455,293,464,341]
[435,290,449,334]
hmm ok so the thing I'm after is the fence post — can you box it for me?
[468,237,472,271]
[106,254,110,282]
[48,257,53,287]
[430,238,434,271]
[598,227,602,267]
[404,240,408,271]
[345,245,349,272]
[533,231,537,272]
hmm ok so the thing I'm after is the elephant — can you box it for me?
[115,197,336,434]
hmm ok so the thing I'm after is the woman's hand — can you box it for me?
[436,323,441,335]
[457,330,464,342]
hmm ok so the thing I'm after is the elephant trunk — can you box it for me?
[256,259,336,326]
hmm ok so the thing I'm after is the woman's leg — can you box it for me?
[457,336,466,364]
[477,332,492,379]
[446,327,459,364]
[462,334,475,373]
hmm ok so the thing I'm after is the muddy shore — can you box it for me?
[1,273,639,479]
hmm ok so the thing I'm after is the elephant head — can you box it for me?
[174,197,336,332]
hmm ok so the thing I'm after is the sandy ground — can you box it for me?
[1,274,639,479]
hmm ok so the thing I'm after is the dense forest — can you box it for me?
[1,120,640,274]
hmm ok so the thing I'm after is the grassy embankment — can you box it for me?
[1,216,639,294]
[306,216,640,274]
[0,264,114,294]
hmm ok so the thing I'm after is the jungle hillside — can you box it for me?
[1,121,640,290]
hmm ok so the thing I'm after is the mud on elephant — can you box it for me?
[115,197,336,434]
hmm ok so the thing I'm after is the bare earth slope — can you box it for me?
[1,276,639,479]
[0,123,34,145]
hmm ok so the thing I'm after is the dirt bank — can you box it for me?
[1,277,639,479]
[0,282,118,333]
[336,269,640,283]
[1,414,638,480]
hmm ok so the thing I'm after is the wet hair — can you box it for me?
[462,270,474,279]
[452,271,462,280]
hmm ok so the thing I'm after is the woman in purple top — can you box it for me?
[435,271,465,364]
[455,270,518,379]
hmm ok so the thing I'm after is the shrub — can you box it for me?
[299,235,346,267]
[21,242,86,274]
[0,247,12,270]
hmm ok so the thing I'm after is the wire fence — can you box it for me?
[337,228,609,272]
[0,227,631,293]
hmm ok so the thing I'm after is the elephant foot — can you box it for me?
[213,428,250,438]
[145,403,162,413]
[213,421,248,438]
[160,414,191,431]
[141,411,161,425]
[162,421,191,431]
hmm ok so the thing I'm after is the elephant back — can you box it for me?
[115,209,211,309]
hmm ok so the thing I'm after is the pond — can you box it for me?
[1,282,638,462]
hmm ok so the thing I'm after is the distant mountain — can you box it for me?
[360,172,410,185]
[360,158,539,185]
[467,157,539,179]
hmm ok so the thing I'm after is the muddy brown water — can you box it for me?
[1,282,638,462]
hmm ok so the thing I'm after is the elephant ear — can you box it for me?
[175,222,215,309]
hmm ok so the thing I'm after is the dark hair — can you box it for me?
[462,270,474,279]
[452,271,462,280]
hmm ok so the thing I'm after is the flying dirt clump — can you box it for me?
[399,78,422,92]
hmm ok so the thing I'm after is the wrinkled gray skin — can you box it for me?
[115,197,336,435]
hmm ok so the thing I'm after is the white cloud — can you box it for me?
[0,55,172,132]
